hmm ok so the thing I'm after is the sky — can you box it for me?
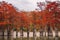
[0,0,59,11]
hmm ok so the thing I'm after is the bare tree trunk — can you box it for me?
[55,27,58,37]
[10,29,13,40]
[47,26,50,36]
[16,29,18,39]
[51,27,53,36]
[2,29,4,40]
[40,27,43,37]
[47,26,53,37]
[20,27,23,40]
[7,26,10,40]
[33,26,36,40]
[27,28,29,40]
[45,26,47,37]
[47,23,51,37]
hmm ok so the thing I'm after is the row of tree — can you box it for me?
[0,1,60,40]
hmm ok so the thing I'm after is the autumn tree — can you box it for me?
[46,1,60,36]
[37,1,60,36]
[0,1,18,39]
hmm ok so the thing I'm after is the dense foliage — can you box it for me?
[0,1,60,31]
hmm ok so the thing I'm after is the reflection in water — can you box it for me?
[0,36,60,40]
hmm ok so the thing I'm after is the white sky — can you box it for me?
[0,0,59,11]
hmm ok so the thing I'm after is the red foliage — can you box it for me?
[0,1,17,29]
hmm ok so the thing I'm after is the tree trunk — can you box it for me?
[27,28,29,40]
[51,27,53,36]
[16,30,18,38]
[33,26,36,40]
[55,27,58,37]
[40,27,43,37]
[2,29,4,40]
[20,27,23,40]
[47,23,50,37]
[45,26,47,37]
[47,26,50,36]
[7,27,10,40]
[10,29,13,40]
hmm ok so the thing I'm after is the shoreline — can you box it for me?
[0,31,60,38]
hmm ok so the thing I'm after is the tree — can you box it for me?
[0,1,17,39]
[37,1,60,36]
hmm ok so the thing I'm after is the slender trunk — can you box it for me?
[45,26,46,37]
[55,22,58,37]
[51,27,53,36]
[48,26,50,36]
[48,27,53,36]
[55,27,58,37]
[20,27,23,40]
[7,27,10,40]
[40,27,43,36]
[55,11,58,37]
[10,29,13,40]
[27,28,29,40]
[47,23,50,37]
[33,26,36,40]
[2,29,4,40]
[16,30,18,38]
